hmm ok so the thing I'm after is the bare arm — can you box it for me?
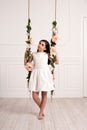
[24,52,27,65]
[55,52,59,64]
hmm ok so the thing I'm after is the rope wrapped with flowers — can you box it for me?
[24,18,33,88]
[49,20,59,96]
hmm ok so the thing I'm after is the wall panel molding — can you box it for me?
[0,56,82,97]
[57,0,71,45]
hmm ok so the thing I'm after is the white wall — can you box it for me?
[0,0,86,97]
[83,17,87,97]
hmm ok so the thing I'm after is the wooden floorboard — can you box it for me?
[0,98,87,130]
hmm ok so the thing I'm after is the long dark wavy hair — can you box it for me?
[37,39,50,54]
[37,39,50,64]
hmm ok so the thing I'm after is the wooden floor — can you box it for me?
[0,98,87,130]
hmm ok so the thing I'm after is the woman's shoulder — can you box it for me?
[32,51,37,55]
[31,52,38,57]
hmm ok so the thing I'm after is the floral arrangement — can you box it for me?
[25,18,33,85]
[49,20,59,96]
[50,21,58,73]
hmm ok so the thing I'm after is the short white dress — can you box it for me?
[29,52,54,92]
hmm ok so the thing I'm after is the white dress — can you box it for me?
[29,52,54,92]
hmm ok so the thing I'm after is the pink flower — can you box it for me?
[25,62,33,71]
[52,35,59,43]
[30,38,33,44]
[50,46,56,56]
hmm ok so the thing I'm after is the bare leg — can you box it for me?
[38,91,47,120]
[32,92,41,107]
[32,92,45,117]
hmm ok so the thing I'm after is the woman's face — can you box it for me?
[38,41,46,52]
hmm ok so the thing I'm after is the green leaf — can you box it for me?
[52,21,57,28]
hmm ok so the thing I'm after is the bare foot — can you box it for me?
[38,113,44,120]
[38,115,43,120]
[42,113,45,116]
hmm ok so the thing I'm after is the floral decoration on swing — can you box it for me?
[24,19,33,84]
[24,19,59,95]
[49,21,59,79]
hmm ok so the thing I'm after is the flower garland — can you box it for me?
[24,18,33,87]
[49,20,59,96]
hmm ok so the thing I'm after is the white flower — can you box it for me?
[52,28,58,35]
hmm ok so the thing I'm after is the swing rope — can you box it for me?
[55,0,57,21]
[28,0,30,19]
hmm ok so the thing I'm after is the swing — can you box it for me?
[24,0,59,100]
